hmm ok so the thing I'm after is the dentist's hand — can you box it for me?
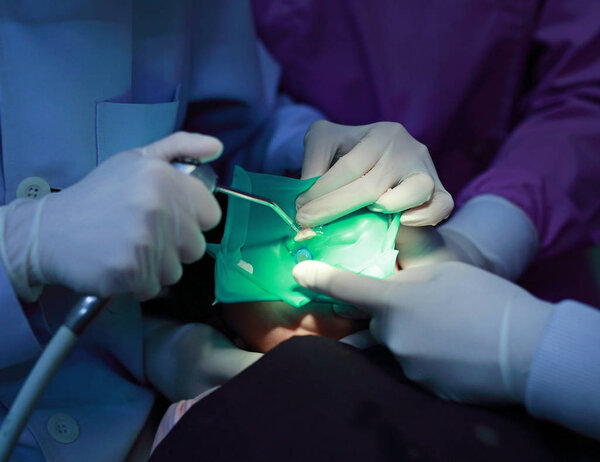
[2,132,223,301]
[295,121,453,228]
[293,260,554,404]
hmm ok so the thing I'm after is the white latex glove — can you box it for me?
[395,195,539,281]
[293,260,555,404]
[143,317,262,402]
[295,121,453,227]
[0,132,223,301]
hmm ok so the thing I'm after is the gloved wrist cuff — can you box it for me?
[0,198,46,302]
[501,291,554,402]
[525,301,600,439]
[439,194,538,280]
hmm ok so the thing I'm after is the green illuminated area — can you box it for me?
[209,167,400,308]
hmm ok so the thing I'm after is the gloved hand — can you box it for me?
[395,195,539,280]
[144,317,262,402]
[0,132,223,301]
[295,121,453,227]
[293,260,555,404]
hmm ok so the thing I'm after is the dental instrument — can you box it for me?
[172,158,301,234]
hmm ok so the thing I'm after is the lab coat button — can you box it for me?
[47,413,79,444]
[16,177,51,200]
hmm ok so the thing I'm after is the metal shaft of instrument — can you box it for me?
[171,160,301,234]
[215,186,300,233]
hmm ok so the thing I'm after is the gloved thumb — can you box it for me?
[292,260,390,314]
[140,131,224,163]
[395,225,456,269]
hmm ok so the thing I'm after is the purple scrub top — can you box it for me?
[252,0,600,305]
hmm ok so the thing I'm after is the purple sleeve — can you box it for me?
[457,0,600,258]
[0,257,41,369]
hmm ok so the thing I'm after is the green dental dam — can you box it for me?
[208,167,400,308]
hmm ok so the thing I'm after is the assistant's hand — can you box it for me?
[295,121,453,227]
[293,260,554,404]
[144,317,262,401]
[395,195,539,281]
[1,132,223,301]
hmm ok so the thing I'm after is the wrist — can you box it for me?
[0,198,47,301]
[524,301,600,439]
[503,290,555,403]
[438,194,538,280]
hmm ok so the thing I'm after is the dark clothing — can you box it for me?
[150,336,600,461]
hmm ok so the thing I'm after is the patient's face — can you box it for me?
[220,301,369,353]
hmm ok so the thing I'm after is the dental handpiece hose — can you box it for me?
[0,296,112,462]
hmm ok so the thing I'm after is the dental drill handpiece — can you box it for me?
[171,158,301,233]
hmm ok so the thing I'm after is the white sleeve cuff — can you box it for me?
[525,300,600,441]
[439,194,538,280]
[0,199,45,302]
[0,254,42,368]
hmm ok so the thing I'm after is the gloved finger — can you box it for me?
[134,275,162,302]
[160,250,184,286]
[295,176,377,227]
[140,131,224,163]
[179,175,222,230]
[293,260,393,314]
[177,222,207,263]
[297,130,386,208]
[395,225,456,269]
[368,317,388,347]
[400,190,454,226]
[301,121,340,180]
[368,172,434,213]
[295,158,396,227]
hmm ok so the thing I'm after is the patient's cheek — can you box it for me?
[220,302,367,353]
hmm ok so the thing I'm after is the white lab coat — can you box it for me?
[0,0,322,460]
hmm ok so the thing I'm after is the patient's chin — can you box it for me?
[249,328,319,353]
[220,301,368,353]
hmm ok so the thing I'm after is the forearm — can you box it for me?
[233,42,324,177]
[245,94,325,176]
[456,0,600,258]
[438,194,538,280]
[184,26,323,183]
[456,114,600,259]
[525,300,600,441]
